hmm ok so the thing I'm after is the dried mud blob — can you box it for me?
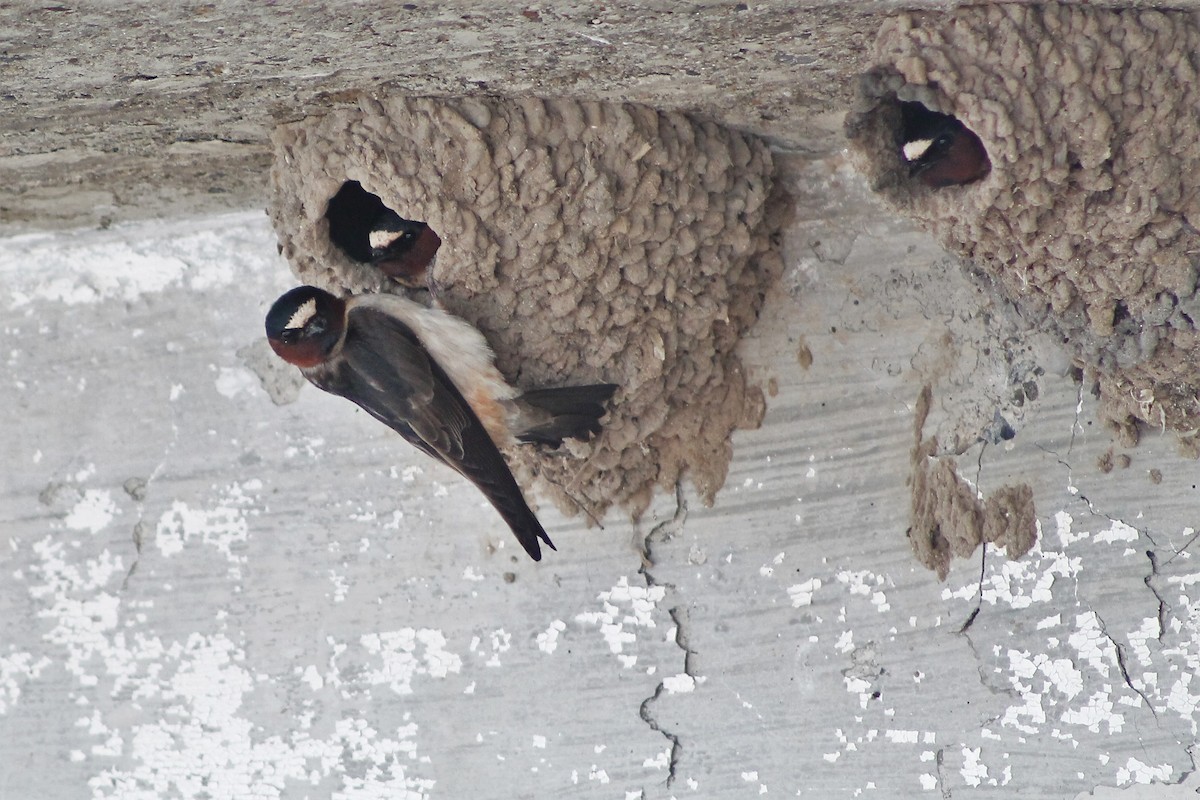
[846,6,1200,448]
[267,95,784,520]
[908,386,1037,580]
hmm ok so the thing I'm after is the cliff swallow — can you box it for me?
[325,180,440,286]
[367,210,442,285]
[899,101,990,189]
[266,286,618,561]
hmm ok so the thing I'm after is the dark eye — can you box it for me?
[279,329,300,344]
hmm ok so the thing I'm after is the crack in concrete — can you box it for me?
[958,443,989,635]
[119,520,145,592]
[1093,609,1160,722]
[1145,550,1168,641]
[638,482,690,789]
[935,747,952,799]
[1036,388,1179,663]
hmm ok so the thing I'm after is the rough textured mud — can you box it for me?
[909,386,1038,579]
[268,95,784,519]
[845,6,1200,450]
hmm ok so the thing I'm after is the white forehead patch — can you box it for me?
[285,298,317,330]
[903,138,934,162]
[369,229,404,250]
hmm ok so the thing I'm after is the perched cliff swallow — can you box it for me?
[899,101,990,189]
[325,180,440,286]
[367,211,442,285]
[266,286,618,561]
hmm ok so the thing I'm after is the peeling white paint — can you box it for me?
[662,673,696,693]
[1,213,275,308]
[787,578,822,607]
[0,651,51,715]
[536,620,566,654]
[575,577,665,662]
[64,489,118,534]
[1094,520,1139,544]
[835,570,890,612]
[361,629,463,694]
[961,746,988,787]
[1116,757,1172,785]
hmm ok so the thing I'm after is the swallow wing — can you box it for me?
[311,305,553,559]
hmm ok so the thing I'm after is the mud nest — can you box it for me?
[908,386,1037,580]
[268,95,784,520]
[846,6,1200,451]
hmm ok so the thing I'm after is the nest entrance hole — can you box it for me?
[324,180,441,284]
[897,101,991,188]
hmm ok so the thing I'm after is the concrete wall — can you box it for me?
[5,2,1200,798]
[4,152,1200,798]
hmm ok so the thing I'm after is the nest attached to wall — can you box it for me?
[268,95,784,521]
[845,5,1200,451]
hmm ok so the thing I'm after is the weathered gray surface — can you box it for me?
[4,154,1200,797]
[10,0,1194,236]
[0,1,879,235]
[5,2,1200,797]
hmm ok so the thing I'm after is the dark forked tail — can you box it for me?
[514,383,619,447]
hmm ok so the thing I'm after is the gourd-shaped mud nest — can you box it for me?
[268,95,785,520]
[846,6,1200,450]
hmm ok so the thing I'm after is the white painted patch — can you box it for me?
[1117,757,1173,785]
[327,570,349,603]
[663,673,695,693]
[1062,691,1124,734]
[0,651,51,715]
[1095,520,1140,544]
[484,628,512,667]
[536,620,566,654]
[300,664,323,691]
[575,577,666,662]
[787,578,822,607]
[960,746,988,787]
[64,489,118,534]
[360,628,463,695]
[1056,510,1087,547]
[1,212,279,308]
[1067,611,1113,679]
[836,570,890,612]
[155,498,249,563]
[919,773,938,790]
